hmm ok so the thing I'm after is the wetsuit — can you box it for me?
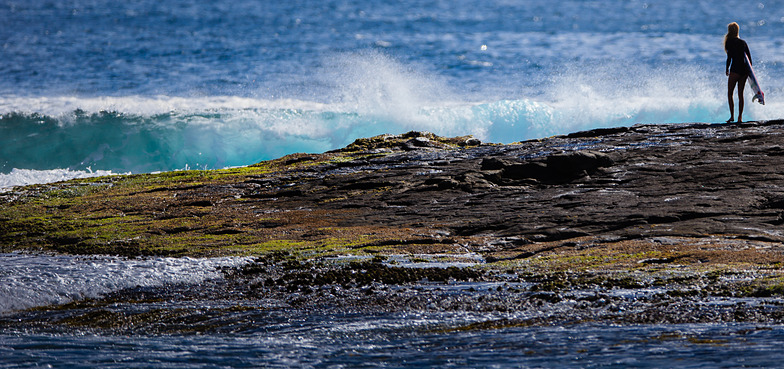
[725,37,751,75]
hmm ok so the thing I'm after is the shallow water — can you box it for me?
[3,316,784,368]
[1,252,783,367]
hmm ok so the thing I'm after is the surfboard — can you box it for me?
[745,54,765,105]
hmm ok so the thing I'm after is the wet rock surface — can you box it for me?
[3,122,784,331]
[5,123,784,260]
[218,121,784,266]
[4,251,784,334]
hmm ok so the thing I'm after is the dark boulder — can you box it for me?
[545,151,614,178]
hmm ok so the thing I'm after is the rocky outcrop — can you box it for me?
[3,121,784,266]
[228,121,784,256]
[4,122,784,329]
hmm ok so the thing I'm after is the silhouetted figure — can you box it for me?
[725,22,752,123]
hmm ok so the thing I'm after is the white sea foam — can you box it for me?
[0,95,331,119]
[2,56,776,141]
[2,53,782,188]
[0,168,123,193]
[0,253,251,313]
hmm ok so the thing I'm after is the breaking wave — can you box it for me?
[1,53,780,188]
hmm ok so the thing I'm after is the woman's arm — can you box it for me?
[726,53,731,75]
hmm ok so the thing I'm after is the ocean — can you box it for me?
[4,0,784,367]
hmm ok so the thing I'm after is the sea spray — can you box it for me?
[2,55,782,187]
[0,168,121,192]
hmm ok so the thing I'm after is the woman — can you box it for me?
[724,22,752,123]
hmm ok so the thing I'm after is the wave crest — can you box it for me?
[0,93,739,177]
[2,54,779,181]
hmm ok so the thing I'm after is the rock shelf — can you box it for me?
[3,121,784,329]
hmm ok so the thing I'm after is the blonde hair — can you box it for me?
[724,22,739,51]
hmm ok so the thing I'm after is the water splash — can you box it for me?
[0,168,121,192]
[0,253,250,313]
[2,53,781,188]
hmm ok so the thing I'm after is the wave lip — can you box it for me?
[0,95,728,183]
[0,95,332,117]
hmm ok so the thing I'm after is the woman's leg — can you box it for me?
[727,73,739,122]
[737,74,748,123]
